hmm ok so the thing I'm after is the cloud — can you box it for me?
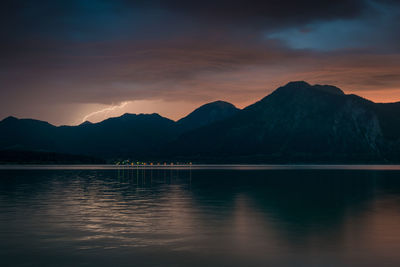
[0,0,377,42]
[267,0,400,51]
[149,0,367,27]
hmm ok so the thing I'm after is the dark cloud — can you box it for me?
[0,0,376,41]
[1,0,398,44]
[150,0,367,27]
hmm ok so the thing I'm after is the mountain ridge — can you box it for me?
[1,81,400,163]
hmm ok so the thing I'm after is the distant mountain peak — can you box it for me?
[277,81,344,96]
[79,120,93,126]
[120,112,162,118]
[177,100,239,131]
[0,116,54,127]
[120,113,137,118]
[1,116,18,122]
[284,81,311,88]
[197,100,237,110]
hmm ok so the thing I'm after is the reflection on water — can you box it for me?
[1,168,400,266]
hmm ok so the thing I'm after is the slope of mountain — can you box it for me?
[169,81,400,162]
[176,101,239,132]
[79,120,93,126]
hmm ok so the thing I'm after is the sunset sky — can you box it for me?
[1,0,400,125]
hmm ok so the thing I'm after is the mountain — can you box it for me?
[1,81,400,163]
[0,113,177,158]
[0,116,58,151]
[0,102,238,160]
[169,81,400,162]
[176,101,239,132]
[58,113,177,157]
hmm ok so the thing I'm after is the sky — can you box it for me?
[1,0,400,125]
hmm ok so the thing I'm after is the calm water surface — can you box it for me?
[1,166,400,266]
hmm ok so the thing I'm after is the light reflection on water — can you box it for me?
[1,167,400,266]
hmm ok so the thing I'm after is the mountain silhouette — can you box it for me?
[1,81,400,163]
[0,113,177,158]
[176,100,239,132]
[79,120,93,126]
[169,81,400,162]
[0,116,58,152]
[0,104,238,159]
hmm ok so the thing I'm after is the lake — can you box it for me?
[1,165,400,266]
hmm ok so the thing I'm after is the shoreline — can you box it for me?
[1,163,400,170]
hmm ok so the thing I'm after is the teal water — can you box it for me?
[1,166,400,266]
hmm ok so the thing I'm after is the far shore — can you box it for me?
[1,163,400,171]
